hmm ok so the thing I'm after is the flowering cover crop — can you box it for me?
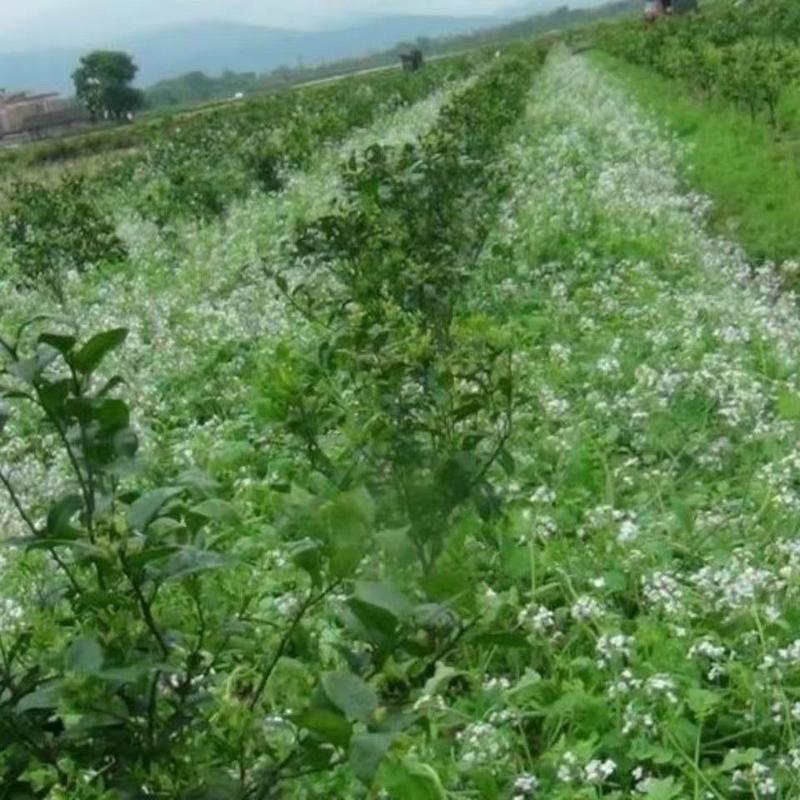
[2,30,800,800]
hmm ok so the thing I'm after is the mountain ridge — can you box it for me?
[0,14,499,94]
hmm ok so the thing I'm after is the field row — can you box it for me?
[0,48,546,799]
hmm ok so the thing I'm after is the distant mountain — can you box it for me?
[0,15,494,95]
[498,0,610,18]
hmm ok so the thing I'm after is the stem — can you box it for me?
[0,468,39,536]
[664,729,726,800]
[0,468,84,594]
[120,553,170,658]
[248,582,340,712]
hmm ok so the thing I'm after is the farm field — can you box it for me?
[3,3,800,798]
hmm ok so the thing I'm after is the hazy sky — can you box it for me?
[0,0,546,49]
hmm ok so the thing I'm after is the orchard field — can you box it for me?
[2,1,800,797]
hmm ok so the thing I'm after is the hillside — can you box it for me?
[0,15,493,94]
[145,1,640,108]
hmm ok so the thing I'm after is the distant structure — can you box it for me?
[0,90,88,145]
[400,49,425,72]
[644,0,698,19]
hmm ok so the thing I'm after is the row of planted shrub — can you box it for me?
[0,54,477,299]
[596,3,800,129]
[0,45,547,799]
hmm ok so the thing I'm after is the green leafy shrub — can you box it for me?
[270,55,541,572]
[0,320,388,797]
[2,175,126,298]
[720,38,800,126]
[598,6,800,129]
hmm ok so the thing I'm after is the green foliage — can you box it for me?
[73,51,144,121]
[598,1,800,128]
[272,55,541,571]
[2,175,127,299]
[0,320,381,797]
[0,48,549,797]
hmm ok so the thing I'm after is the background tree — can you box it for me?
[72,51,144,120]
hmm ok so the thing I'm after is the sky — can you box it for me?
[0,0,550,49]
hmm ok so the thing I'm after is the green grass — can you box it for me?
[593,51,800,264]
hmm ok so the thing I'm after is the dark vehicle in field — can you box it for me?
[400,49,425,72]
[645,0,698,19]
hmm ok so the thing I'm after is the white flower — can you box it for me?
[530,485,556,504]
[571,595,604,621]
[512,773,539,796]
[617,518,640,544]
[596,633,633,667]
[596,356,620,376]
[585,758,616,784]
[518,604,555,634]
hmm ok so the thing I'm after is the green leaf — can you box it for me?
[127,487,184,531]
[38,333,76,358]
[184,775,241,800]
[290,538,324,586]
[66,636,104,674]
[94,398,130,429]
[686,687,721,719]
[113,427,139,459]
[422,663,463,698]
[778,390,800,421]
[321,672,378,722]
[93,664,153,684]
[350,732,396,784]
[46,494,83,538]
[721,748,764,772]
[36,379,69,417]
[324,488,376,579]
[190,499,240,525]
[16,681,65,712]
[294,708,353,747]
[177,469,220,491]
[348,581,411,639]
[353,581,411,620]
[8,357,38,385]
[73,328,128,375]
[380,759,447,800]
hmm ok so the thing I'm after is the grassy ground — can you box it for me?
[593,51,800,265]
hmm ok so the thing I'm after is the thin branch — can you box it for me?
[0,468,39,537]
[120,553,170,658]
[0,468,84,595]
[248,581,341,712]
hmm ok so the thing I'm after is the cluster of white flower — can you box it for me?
[585,758,616,785]
[596,632,633,668]
[517,603,556,635]
[644,674,679,705]
[0,596,23,631]
[690,560,779,614]
[456,720,510,769]
[688,638,729,680]
[641,571,685,617]
[623,702,656,736]
[732,762,777,797]
[570,595,605,622]
[530,485,556,505]
[549,342,571,365]
[0,73,473,562]
[512,773,539,799]
[465,46,800,798]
